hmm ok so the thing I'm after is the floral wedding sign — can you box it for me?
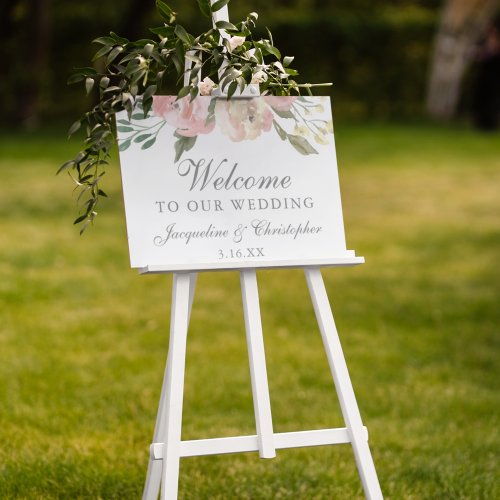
[117,96,352,270]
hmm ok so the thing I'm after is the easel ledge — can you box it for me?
[139,252,364,274]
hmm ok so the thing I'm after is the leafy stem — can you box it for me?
[61,0,332,232]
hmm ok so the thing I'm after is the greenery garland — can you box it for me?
[60,0,331,233]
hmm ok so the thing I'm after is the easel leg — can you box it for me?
[305,268,383,500]
[143,272,196,500]
[240,269,276,459]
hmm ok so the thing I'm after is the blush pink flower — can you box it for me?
[214,98,273,142]
[263,96,297,112]
[152,96,215,137]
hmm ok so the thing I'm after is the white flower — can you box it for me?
[314,133,329,145]
[245,48,256,59]
[199,77,216,96]
[229,36,245,51]
[251,70,268,84]
[293,124,310,137]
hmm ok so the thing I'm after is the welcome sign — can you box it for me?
[117,96,359,271]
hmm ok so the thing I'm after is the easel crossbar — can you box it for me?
[150,426,368,459]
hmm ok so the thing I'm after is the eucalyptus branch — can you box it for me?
[60,0,332,232]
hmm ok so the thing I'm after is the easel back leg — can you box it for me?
[305,268,383,499]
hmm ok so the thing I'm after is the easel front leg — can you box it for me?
[143,272,196,500]
[240,269,276,459]
[305,268,383,500]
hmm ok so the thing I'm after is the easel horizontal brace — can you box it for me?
[150,426,368,459]
[139,255,364,274]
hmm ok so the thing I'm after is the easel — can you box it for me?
[140,3,383,499]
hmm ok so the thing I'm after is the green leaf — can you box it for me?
[185,53,202,64]
[227,80,238,99]
[106,45,124,65]
[93,36,115,46]
[171,54,182,75]
[117,126,134,132]
[149,26,174,37]
[143,84,157,101]
[255,41,281,59]
[142,137,157,149]
[211,0,230,12]
[156,0,176,23]
[266,27,274,46]
[177,85,191,99]
[73,214,88,225]
[215,20,237,31]
[196,0,211,17]
[283,56,294,67]
[272,108,294,120]
[189,85,199,101]
[134,134,151,143]
[143,97,153,118]
[273,120,287,141]
[73,66,98,75]
[92,44,113,61]
[254,47,263,65]
[110,32,129,45]
[175,39,185,67]
[212,48,222,64]
[103,86,123,93]
[241,64,252,83]
[57,160,75,175]
[68,120,81,137]
[119,139,132,151]
[174,136,196,162]
[287,134,318,155]
[267,45,281,59]
[207,97,217,114]
[67,73,85,85]
[174,24,192,45]
[130,68,147,86]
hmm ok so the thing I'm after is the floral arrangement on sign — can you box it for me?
[118,96,332,162]
[60,0,331,232]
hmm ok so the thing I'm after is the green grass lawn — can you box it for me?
[0,123,499,499]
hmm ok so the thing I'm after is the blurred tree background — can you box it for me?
[0,0,498,129]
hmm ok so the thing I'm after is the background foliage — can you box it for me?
[0,0,443,127]
[0,1,498,497]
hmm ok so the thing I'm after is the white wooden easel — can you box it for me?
[141,3,382,499]
[141,267,383,500]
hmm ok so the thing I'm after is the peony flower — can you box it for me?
[199,77,216,96]
[263,96,298,112]
[152,96,215,137]
[215,98,273,142]
[228,36,245,51]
